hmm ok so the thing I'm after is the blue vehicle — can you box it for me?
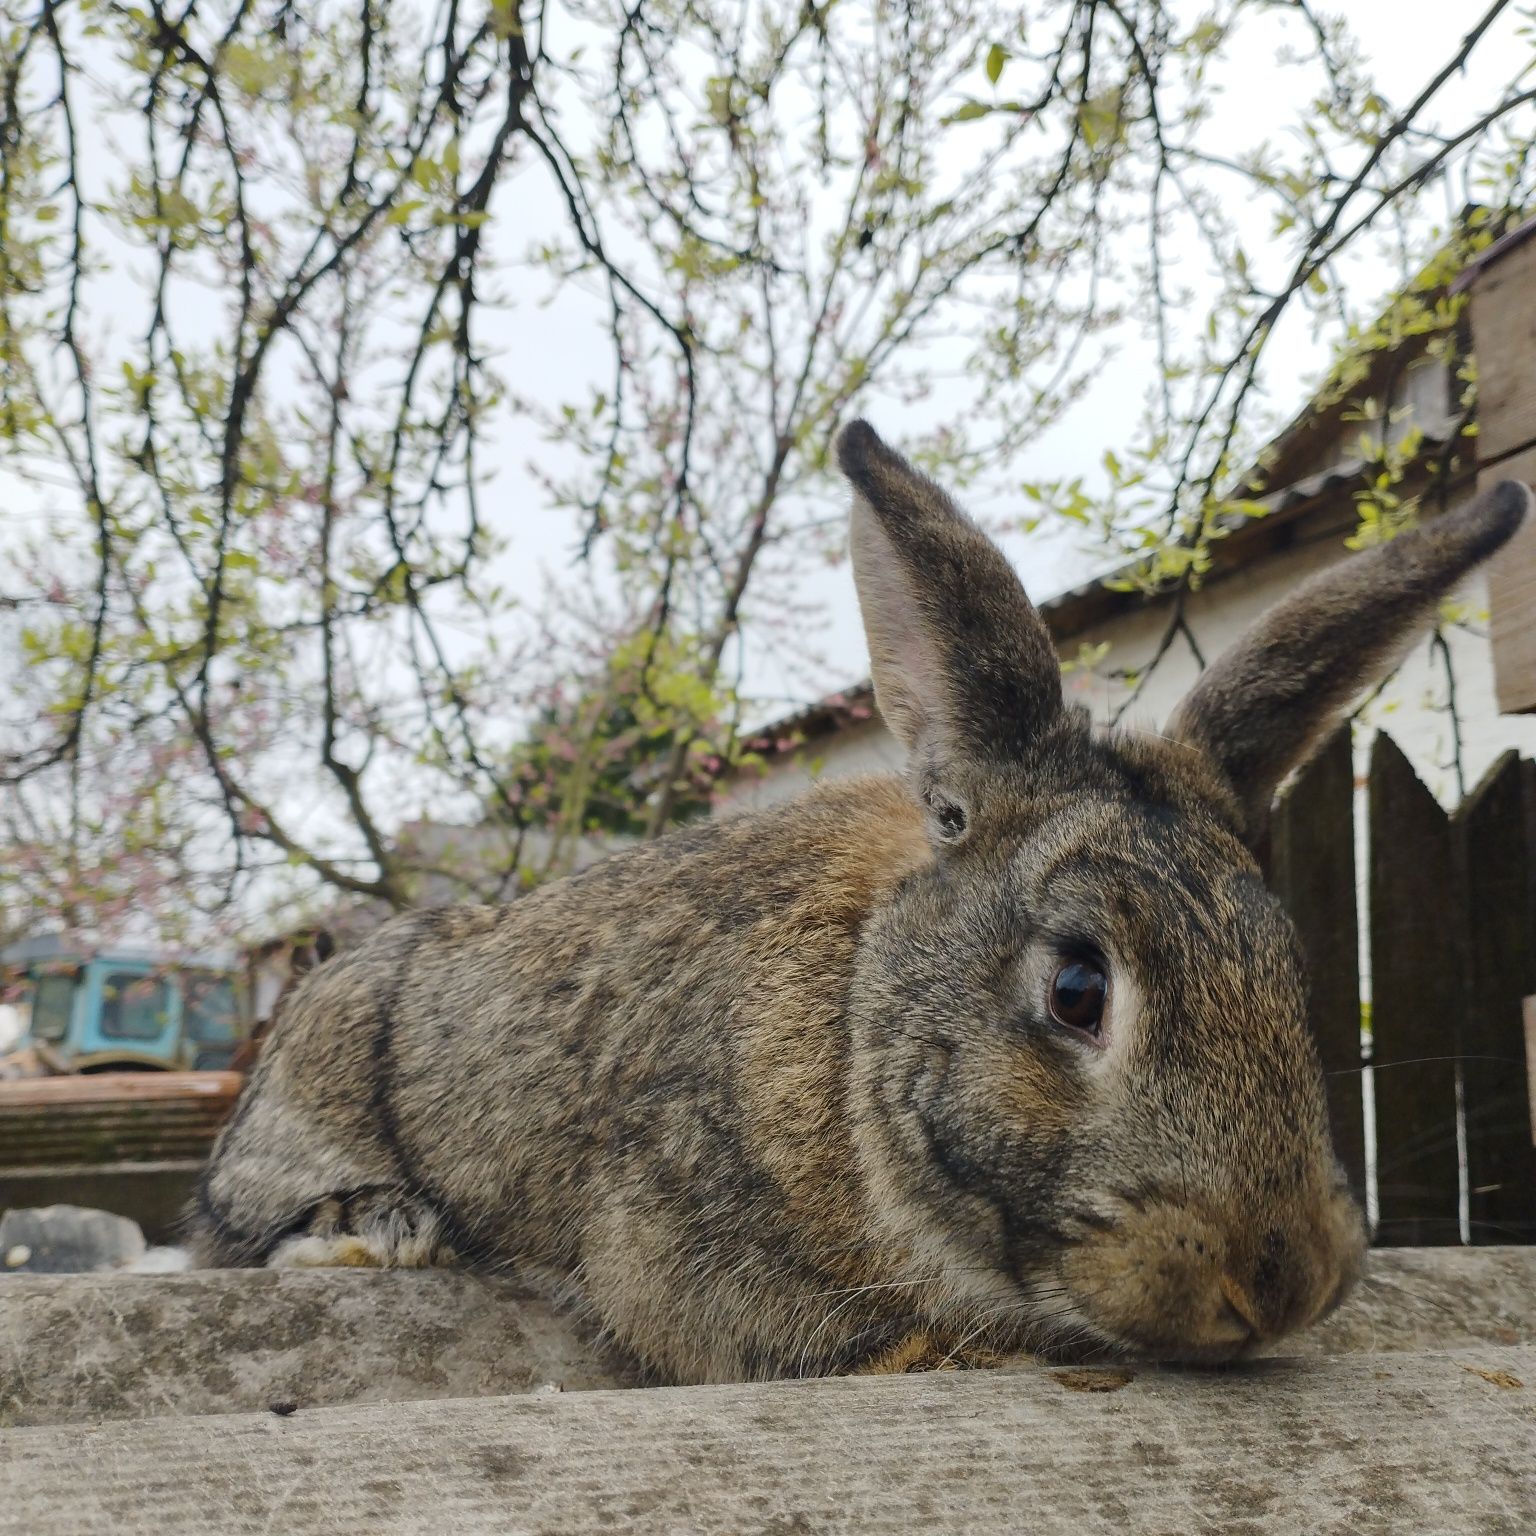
[0,935,250,1072]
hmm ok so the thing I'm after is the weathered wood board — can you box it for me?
[1369,733,1463,1244]
[4,1347,1532,1536]
[0,1072,240,1166]
[1267,725,1367,1200]
[1469,227,1536,714]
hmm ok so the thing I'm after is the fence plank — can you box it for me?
[1524,757,1536,988]
[1454,752,1536,1243]
[1525,757,1536,1180]
[1369,734,1462,1246]
[1267,727,1366,1202]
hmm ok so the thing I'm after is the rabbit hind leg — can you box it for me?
[856,1327,1005,1375]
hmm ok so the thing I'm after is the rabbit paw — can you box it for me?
[263,1193,454,1270]
[268,1233,388,1269]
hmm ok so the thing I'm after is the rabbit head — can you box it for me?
[837,420,1529,1362]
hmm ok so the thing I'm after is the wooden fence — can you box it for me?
[1263,728,1536,1246]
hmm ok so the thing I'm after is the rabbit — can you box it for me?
[189,421,1531,1384]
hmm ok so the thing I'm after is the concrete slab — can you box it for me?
[4,1347,1532,1534]
[0,1268,639,1428]
[0,1246,1530,1428]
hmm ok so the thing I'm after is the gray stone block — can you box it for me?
[0,1204,146,1275]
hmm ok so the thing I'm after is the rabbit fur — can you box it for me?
[191,423,1531,1382]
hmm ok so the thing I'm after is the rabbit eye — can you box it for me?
[1049,961,1107,1037]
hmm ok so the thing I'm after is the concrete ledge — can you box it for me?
[5,1346,1532,1534]
[0,1268,640,1429]
[1284,1244,1535,1356]
[1,1247,1531,1428]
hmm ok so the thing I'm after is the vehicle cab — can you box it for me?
[0,936,250,1072]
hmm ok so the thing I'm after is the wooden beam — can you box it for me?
[0,1072,239,1166]
[0,1072,241,1106]
[1483,451,1536,716]
[4,1347,1533,1535]
[1442,218,1536,710]
[1466,222,1536,465]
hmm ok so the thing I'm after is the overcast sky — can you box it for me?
[0,0,1528,941]
[2,0,1524,736]
[482,0,1527,724]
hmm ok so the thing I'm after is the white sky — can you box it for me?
[0,0,1527,942]
[1,0,1527,800]
[484,0,1529,723]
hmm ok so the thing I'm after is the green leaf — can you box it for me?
[1077,88,1125,150]
[942,100,993,125]
[986,44,1007,86]
[224,41,283,96]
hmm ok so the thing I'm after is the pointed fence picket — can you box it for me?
[1264,727,1536,1246]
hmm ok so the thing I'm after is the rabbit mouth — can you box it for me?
[1016,1277,1261,1367]
[1039,1186,1365,1364]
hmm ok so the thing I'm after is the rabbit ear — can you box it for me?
[1167,480,1531,839]
[838,420,1063,778]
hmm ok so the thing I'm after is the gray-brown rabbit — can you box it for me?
[192,422,1531,1383]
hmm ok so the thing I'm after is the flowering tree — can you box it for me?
[1,0,1533,942]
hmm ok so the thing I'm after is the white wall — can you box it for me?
[719,512,1536,815]
[719,717,906,815]
[1070,532,1536,805]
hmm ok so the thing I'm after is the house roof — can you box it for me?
[1448,211,1536,295]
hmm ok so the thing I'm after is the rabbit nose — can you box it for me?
[1246,1226,1298,1336]
[1056,1183,1364,1360]
[1223,1224,1341,1341]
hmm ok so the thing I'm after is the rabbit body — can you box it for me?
[201,777,942,1382]
[194,424,1531,1383]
